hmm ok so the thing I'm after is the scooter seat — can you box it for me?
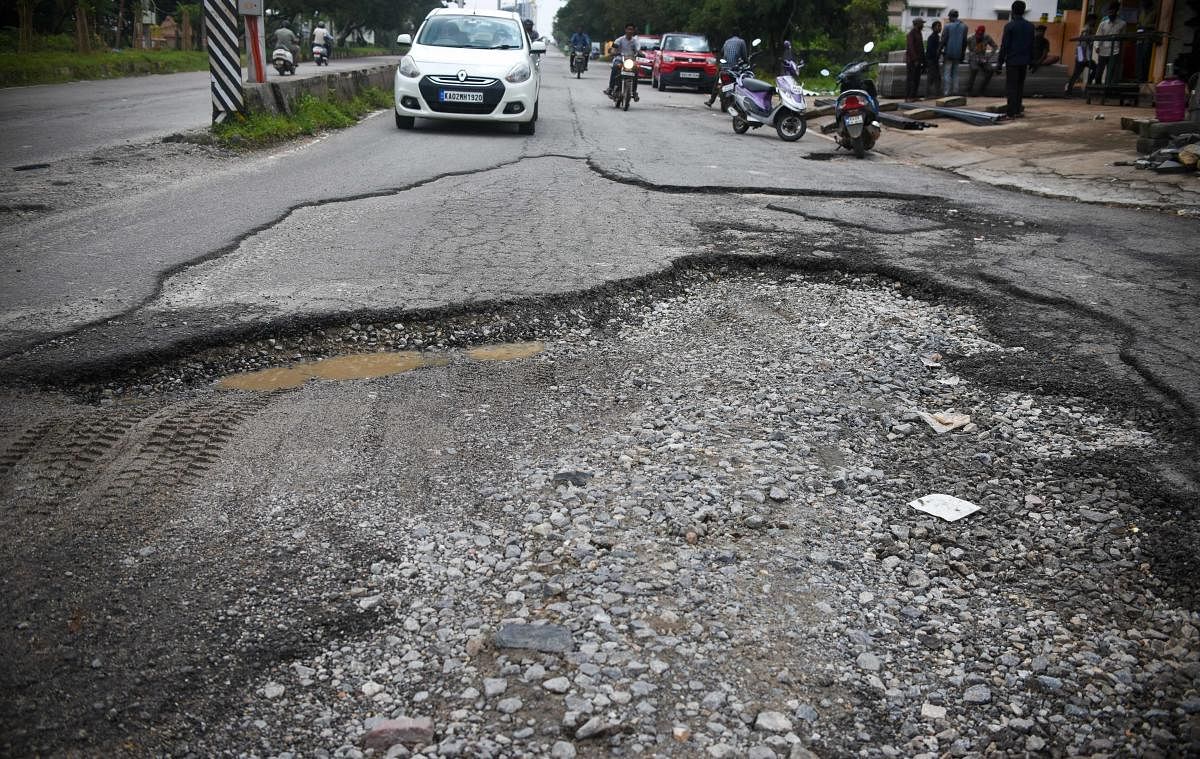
[740,78,773,93]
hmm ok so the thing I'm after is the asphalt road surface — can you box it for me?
[1,51,1197,415]
[0,57,396,167]
[1,50,1199,758]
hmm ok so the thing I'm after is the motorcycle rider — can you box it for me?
[706,27,749,107]
[273,22,300,67]
[607,23,640,100]
[569,26,591,71]
[312,21,331,60]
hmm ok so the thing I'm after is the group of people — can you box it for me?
[271,21,331,66]
[1065,1,1157,96]
[904,10,971,100]
[905,6,1066,103]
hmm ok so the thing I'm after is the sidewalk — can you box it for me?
[848,97,1200,215]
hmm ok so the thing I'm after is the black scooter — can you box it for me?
[820,41,881,158]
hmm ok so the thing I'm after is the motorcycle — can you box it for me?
[711,65,739,112]
[570,45,589,78]
[271,46,296,75]
[820,41,881,158]
[312,41,329,66]
[609,54,637,110]
[725,39,808,141]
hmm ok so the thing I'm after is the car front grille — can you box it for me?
[426,74,499,87]
[419,76,506,114]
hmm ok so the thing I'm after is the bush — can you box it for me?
[0,49,210,86]
[877,26,908,55]
[0,30,76,52]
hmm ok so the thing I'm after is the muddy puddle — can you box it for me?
[217,342,544,392]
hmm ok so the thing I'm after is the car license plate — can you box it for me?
[845,114,864,125]
[440,90,483,103]
[680,71,699,79]
[721,83,734,92]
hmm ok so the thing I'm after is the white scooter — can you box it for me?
[271,46,296,75]
[312,41,329,66]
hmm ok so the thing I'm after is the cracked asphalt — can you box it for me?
[1,51,1199,758]
[1,55,1198,416]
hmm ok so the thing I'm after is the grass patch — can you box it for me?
[0,50,211,87]
[212,87,393,148]
[340,45,394,57]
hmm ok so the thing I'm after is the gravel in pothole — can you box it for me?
[150,272,1199,758]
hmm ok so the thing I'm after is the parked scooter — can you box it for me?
[312,41,329,66]
[725,39,808,141]
[272,46,296,75]
[609,54,637,110]
[820,41,881,158]
[571,45,589,78]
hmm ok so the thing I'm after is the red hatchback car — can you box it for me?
[651,32,717,91]
[634,35,660,81]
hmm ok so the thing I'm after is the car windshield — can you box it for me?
[416,16,525,49]
[663,35,708,52]
[637,39,658,51]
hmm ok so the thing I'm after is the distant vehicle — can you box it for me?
[271,46,296,75]
[393,7,546,135]
[634,35,660,81]
[651,32,717,92]
[590,41,601,59]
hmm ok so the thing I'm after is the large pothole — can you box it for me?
[2,265,1195,758]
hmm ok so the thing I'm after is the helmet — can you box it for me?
[523,18,533,29]
[317,21,326,28]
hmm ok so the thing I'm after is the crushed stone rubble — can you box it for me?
[56,270,1200,756]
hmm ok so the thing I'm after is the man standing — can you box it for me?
[925,20,943,98]
[1065,14,1099,95]
[706,27,749,106]
[607,23,640,100]
[905,17,926,102]
[721,27,749,68]
[941,9,969,96]
[998,0,1035,117]
[1095,2,1126,85]
[1136,0,1157,82]
[967,25,998,96]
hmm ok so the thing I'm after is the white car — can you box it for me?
[394,8,545,134]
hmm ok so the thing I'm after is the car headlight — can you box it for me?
[705,57,717,66]
[662,54,675,62]
[505,61,531,83]
[399,55,421,78]
[622,58,635,71]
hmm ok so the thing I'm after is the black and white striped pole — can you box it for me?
[204,0,243,123]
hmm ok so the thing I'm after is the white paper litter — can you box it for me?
[936,376,961,386]
[913,410,971,434]
[909,493,980,522]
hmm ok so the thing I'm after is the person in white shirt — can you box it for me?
[313,21,331,58]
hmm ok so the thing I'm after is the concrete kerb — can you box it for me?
[243,64,395,116]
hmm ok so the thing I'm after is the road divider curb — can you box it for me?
[243,63,395,116]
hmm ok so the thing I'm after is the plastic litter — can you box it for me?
[913,410,971,434]
[909,493,980,521]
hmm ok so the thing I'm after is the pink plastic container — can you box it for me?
[1155,77,1187,122]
